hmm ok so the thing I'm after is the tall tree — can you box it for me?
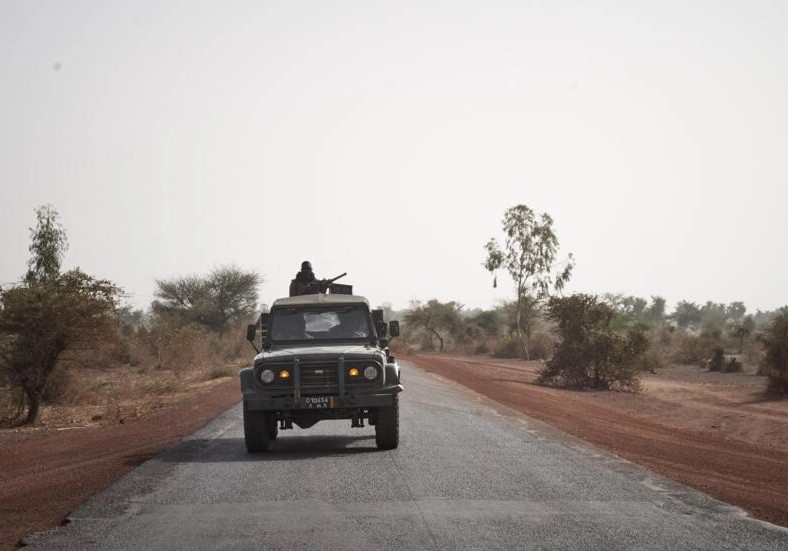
[644,296,667,325]
[672,300,701,328]
[483,204,573,359]
[25,204,68,284]
[152,265,261,335]
[726,301,747,326]
[1,206,120,424]
[208,266,261,334]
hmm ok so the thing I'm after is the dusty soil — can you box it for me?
[2,355,788,549]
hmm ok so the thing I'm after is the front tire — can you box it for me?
[243,400,270,452]
[375,395,400,450]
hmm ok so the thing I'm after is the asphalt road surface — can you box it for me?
[23,361,788,550]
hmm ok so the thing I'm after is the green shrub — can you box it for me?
[671,332,720,366]
[538,294,646,391]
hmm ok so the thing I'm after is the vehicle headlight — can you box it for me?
[260,369,275,384]
[348,367,360,378]
[363,365,379,380]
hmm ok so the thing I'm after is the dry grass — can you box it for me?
[19,366,236,430]
[1,322,253,430]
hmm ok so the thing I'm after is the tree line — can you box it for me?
[0,206,262,425]
[403,203,788,395]
[2,203,786,425]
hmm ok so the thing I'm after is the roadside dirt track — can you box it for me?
[403,353,788,531]
[0,378,241,550]
[2,355,787,549]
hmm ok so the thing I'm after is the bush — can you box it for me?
[760,311,788,395]
[493,338,524,359]
[538,294,646,391]
[528,332,554,361]
[671,332,720,366]
[473,341,491,355]
[707,347,725,372]
[635,339,662,373]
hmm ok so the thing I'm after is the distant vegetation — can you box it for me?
[152,265,261,336]
[400,202,788,394]
[399,295,788,393]
[2,202,786,426]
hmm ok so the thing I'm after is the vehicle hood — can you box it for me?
[256,344,384,363]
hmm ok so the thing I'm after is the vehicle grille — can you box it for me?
[299,362,340,389]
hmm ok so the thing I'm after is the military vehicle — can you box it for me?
[241,276,402,452]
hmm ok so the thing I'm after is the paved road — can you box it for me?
[23,361,788,550]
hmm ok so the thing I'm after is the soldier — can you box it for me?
[290,261,317,296]
[295,261,315,284]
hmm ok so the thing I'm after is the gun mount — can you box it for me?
[289,272,351,297]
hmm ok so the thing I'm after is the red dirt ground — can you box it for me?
[2,355,788,549]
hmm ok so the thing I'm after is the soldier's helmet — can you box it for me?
[301,260,312,271]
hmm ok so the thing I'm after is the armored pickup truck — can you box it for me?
[241,290,402,452]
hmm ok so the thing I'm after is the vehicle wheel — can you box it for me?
[243,400,270,452]
[267,414,279,440]
[375,395,399,450]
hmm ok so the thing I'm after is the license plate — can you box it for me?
[303,396,335,409]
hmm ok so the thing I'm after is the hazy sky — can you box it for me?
[2,0,787,314]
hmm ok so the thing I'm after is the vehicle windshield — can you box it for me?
[270,306,372,341]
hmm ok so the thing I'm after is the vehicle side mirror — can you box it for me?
[246,324,257,342]
[389,320,400,337]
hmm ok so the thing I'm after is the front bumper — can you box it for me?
[243,385,403,411]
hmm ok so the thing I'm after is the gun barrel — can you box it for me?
[328,272,347,283]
